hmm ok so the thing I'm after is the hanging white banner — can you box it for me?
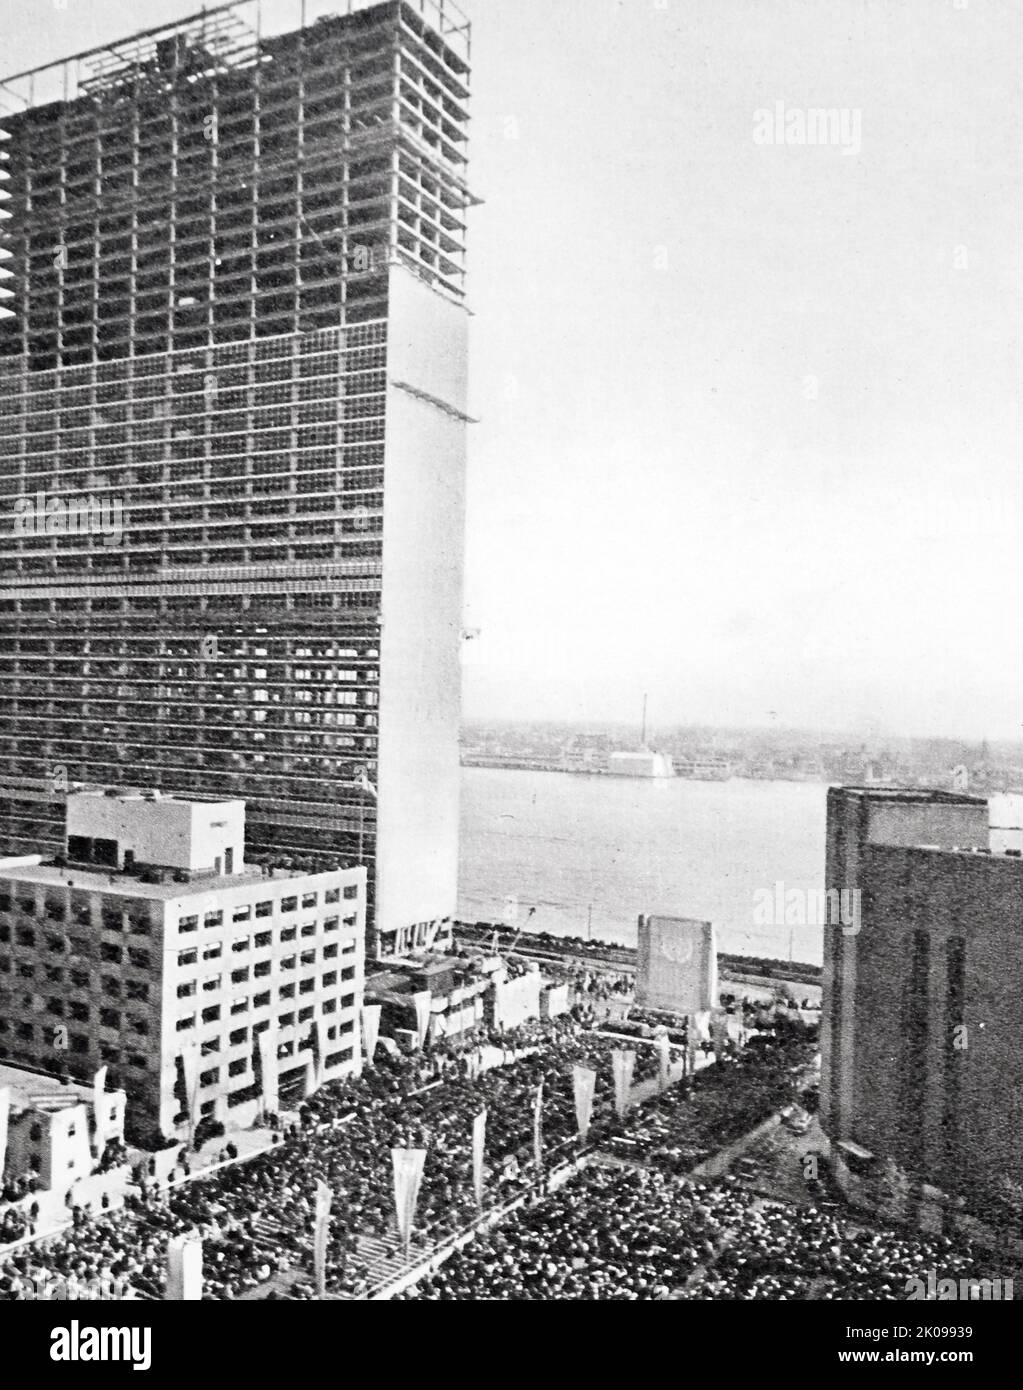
[0,1087,9,1180]
[314,1179,332,1297]
[165,1234,203,1301]
[92,1065,108,1156]
[611,1048,636,1119]
[412,991,432,1047]
[392,1148,427,1252]
[362,1004,382,1066]
[303,1053,317,1098]
[258,1026,280,1115]
[472,1109,487,1210]
[533,1082,544,1169]
[180,1044,200,1134]
[313,1016,327,1087]
[572,1065,596,1141]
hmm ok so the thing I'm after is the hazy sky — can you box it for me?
[5,1,1023,739]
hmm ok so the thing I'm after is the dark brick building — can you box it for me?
[821,786,1023,1203]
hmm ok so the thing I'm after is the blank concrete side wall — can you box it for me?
[376,269,469,942]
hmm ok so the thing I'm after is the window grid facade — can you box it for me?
[0,864,365,1133]
[0,1,472,958]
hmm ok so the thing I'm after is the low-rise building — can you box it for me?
[0,789,366,1140]
[366,951,571,1047]
[366,953,493,1045]
[1,1062,125,1201]
[608,750,675,779]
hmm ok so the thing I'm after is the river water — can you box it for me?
[457,767,828,965]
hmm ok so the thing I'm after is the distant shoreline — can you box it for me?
[455,921,823,986]
[460,757,824,784]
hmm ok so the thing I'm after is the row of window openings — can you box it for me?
[1,928,356,969]
[0,325,381,378]
[176,920,357,965]
[0,995,356,1048]
[0,929,152,968]
[177,883,355,931]
[0,883,354,928]
[0,897,153,931]
[0,989,146,1029]
[204,1005,357,1055]
[203,1023,356,1085]
[0,957,148,996]
[176,947,350,993]
[176,987,357,1030]
[0,359,387,414]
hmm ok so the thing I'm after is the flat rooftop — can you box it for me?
[0,859,353,900]
[834,785,987,806]
[0,1062,94,1112]
[69,788,242,809]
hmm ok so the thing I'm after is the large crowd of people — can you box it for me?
[0,1016,709,1300]
[611,1024,817,1171]
[5,1000,982,1305]
[398,1166,1005,1301]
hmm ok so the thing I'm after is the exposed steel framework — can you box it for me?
[0,0,472,959]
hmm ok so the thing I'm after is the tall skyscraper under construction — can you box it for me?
[0,0,473,959]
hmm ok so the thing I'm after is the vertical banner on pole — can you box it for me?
[656,1034,671,1093]
[472,1109,487,1211]
[0,1088,9,1179]
[611,1048,636,1119]
[392,1148,427,1255]
[686,1018,698,1077]
[361,1004,382,1067]
[165,1234,203,1300]
[572,1066,596,1141]
[312,1016,326,1087]
[180,1044,200,1139]
[258,1026,279,1115]
[92,1065,108,1156]
[313,1180,332,1298]
[532,1082,544,1171]
[303,1052,317,1098]
[412,991,432,1048]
